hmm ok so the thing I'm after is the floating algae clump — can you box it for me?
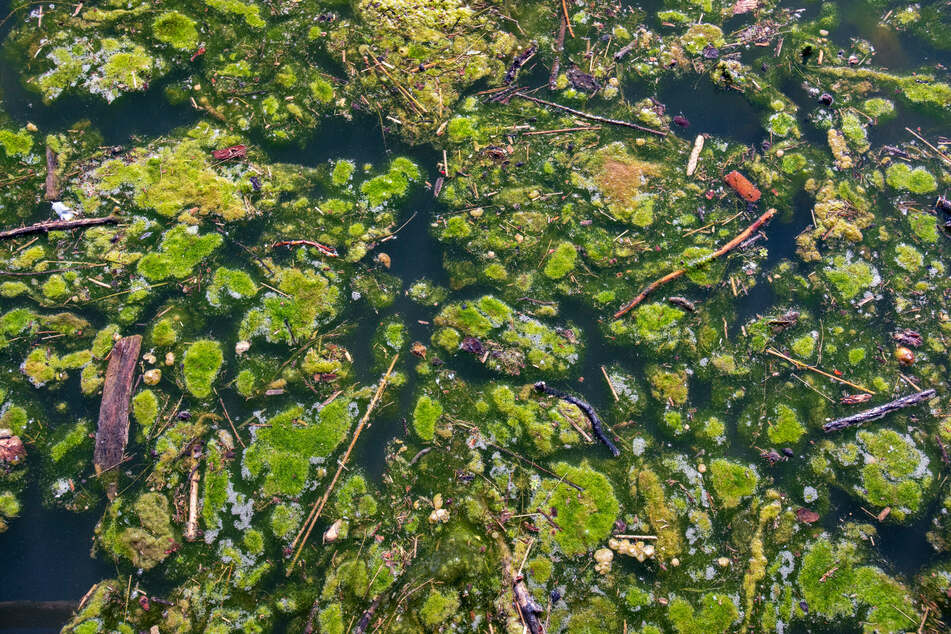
[152,11,199,50]
[532,462,619,555]
[244,401,351,497]
[412,394,442,441]
[97,492,174,570]
[182,339,223,398]
[709,459,758,509]
[137,225,222,281]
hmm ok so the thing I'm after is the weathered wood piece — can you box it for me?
[44,146,60,201]
[0,215,119,240]
[535,381,620,457]
[822,389,936,432]
[94,335,142,477]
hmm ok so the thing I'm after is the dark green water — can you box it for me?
[0,0,949,632]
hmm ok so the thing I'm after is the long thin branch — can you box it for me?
[0,215,119,240]
[286,355,399,574]
[766,347,873,395]
[613,208,776,318]
[515,93,667,137]
[822,389,935,432]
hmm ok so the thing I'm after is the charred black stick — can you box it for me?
[534,382,620,456]
[822,389,936,432]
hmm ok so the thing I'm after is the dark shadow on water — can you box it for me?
[650,77,765,147]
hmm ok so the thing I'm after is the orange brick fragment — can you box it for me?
[724,170,761,203]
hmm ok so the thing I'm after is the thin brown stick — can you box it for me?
[767,347,874,395]
[560,0,575,38]
[287,355,399,574]
[905,127,951,165]
[0,215,119,240]
[515,93,667,137]
[601,365,619,402]
[614,208,776,318]
[523,125,600,136]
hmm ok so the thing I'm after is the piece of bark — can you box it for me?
[822,388,936,432]
[44,146,60,201]
[0,215,119,240]
[94,335,142,482]
[0,432,26,464]
[724,170,761,203]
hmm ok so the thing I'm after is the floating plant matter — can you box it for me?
[0,0,948,632]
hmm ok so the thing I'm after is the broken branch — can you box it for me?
[514,93,667,137]
[614,208,776,318]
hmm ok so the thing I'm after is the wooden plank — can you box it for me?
[94,335,142,477]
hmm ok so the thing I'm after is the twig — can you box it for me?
[601,366,619,402]
[523,125,600,136]
[822,389,936,432]
[287,356,399,574]
[767,347,874,395]
[560,0,575,38]
[614,208,776,318]
[0,215,119,240]
[535,382,619,456]
[905,127,951,165]
[514,93,667,137]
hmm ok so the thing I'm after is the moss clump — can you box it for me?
[271,504,301,539]
[360,157,420,208]
[239,266,339,344]
[894,243,923,272]
[790,334,816,358]
[0,128,34,157]
[668,593,739,634]
[49,421,90,462]
[531,462,619,555]
[862,97,895,118]
[885,163,938,194]
[150,318,178,347]
[636,469,682,559]
[908,211,939,243]
[767,404,805,445]
[137,225,222,281]
[709,459,758,509]
[41,275,69,299]
[206,267,257,307]
[132,390,159,435]
[182,339,223,398]
[244,401,352,496]
[543,242,577,279]
[152,11,199,50]
[856,429,931,518]
[442,215,472,239]
[824,255,878,300]
[318,603,344,634]
[412,395,442,441]
[418,588,459,628]
[681,23,725,55]
[331,160,355,186]
[648,367,688,406]
[99,492,174,570]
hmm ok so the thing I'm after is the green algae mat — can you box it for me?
[0,0,949,632]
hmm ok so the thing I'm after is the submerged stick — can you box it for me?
[534,382,620,457]
[514,93,667,137]
[183,466,201,542]
[549,15,567,90]
[822,389,935,432]
[44,146,60,201]
[614,208,776,318]
[0,215,119,240]
[287,355,399,574]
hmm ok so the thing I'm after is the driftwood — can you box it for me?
[94,335,142,489]
[44,146,60,201]
[613,39,637,61]
[514,93,667,137]
[535,382,619,457]
[822,389,936,432]
[614,208,777,318]
[0,215,119,240]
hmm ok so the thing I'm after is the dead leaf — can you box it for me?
[732,0,759,15]
[796,507,820,524]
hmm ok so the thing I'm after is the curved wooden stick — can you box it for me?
[613,208,777,319]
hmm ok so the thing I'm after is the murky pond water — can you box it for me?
[0,0,949,632]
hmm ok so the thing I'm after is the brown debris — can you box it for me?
[0,215,119,240]
[93,335,142,492]
[44,146,60,201]
[0,432,26,464]
[724,170,761,203]
[796,507,820,524]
